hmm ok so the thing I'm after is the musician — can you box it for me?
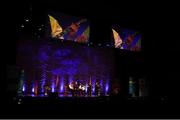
[69,82,75,97]
[44,85,51,96]
[74,81,79,96]
[79,83,85,96]
[64,83,69,96]
[87,81,92,97]
[95,81,101,96]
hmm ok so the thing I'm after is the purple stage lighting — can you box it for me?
[22,85,25,92]
[32,87,34,93]
[16,38,114,97]
[52,86,55,92]
[105,81,109,94]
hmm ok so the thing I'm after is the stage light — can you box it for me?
[105,81,109,94]
[25,19,29,22]
[32,87,34,93]
[60,85,63,92]
[52,87,55,92]
[98,44,101,46]
[21,25,24,28]
[92,80,95,93]
[129,77,135,96]
[106,44,110,47]
[85,83,88,93]
[41,86,44,93]
[105,85,109,92]
[129,81,133,84]
[100,80,103,89]
[52,80,55,92]
[22,85,25,92]
[60,80,64,93]
[38,28,42,31]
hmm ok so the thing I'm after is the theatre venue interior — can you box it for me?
[5,0,180,119]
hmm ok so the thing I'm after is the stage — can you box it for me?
[4,95,172,118]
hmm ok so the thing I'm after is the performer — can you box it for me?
[79,83,85,96]
[64,83,69,96]
[87,80,92,97]
[44,85,51,96]
[69,82,75,97]
[74,81,79,96]
[95,81,101,96]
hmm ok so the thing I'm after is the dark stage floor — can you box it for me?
[3,95,179,118]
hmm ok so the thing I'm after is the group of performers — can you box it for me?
[44,80,101,97]
[68,80,101,97]
[68,81,85,97]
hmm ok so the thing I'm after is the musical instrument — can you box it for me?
[69,83,74,90]
[58,19,87,37]
[79,84,85,91]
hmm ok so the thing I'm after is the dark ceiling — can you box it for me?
[5,0,180,66]
[11,0,147,29]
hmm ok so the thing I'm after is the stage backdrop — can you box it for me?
[16,39,115,96]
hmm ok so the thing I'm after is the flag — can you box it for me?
[112,29,123,48]
[48,15,63,39]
